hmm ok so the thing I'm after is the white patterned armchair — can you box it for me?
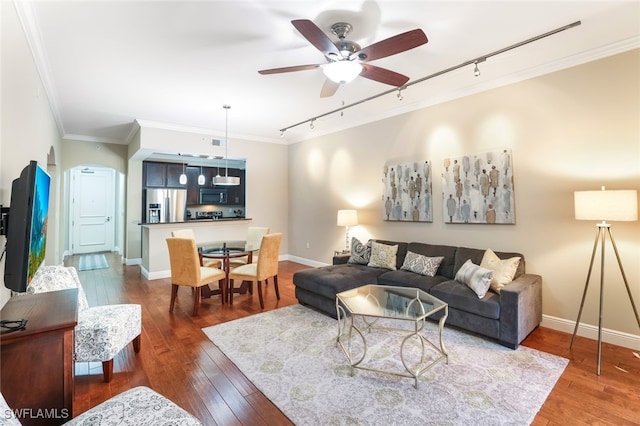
[1,386,202,425]
[27,265,142,382]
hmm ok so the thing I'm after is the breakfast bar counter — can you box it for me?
[140,218,252,279]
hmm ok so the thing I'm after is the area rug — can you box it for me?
[203,304,568,425]
[78,254,109,271]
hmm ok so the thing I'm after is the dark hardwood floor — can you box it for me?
[66,252,640,425]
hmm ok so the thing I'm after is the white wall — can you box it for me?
[0,2,62,307]
[288,50,640,345]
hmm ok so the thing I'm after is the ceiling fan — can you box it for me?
[258,19,428,98]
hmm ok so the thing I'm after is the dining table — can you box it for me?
[198,240,260,302]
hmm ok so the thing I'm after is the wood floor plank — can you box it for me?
[66,252,640,425]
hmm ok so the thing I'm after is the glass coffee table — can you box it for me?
[336,284,448,388]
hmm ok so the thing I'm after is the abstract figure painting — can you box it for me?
[441,149,515,224]
[382,161,432,222]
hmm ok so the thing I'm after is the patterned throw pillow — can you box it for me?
[348,238,371,265]
[455,259,493,299]
[480,249,521,293]
[367,241,398,270]
[401,251,444,277]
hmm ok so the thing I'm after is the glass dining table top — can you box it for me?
[198,240,259,256]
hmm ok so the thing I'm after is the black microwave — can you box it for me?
[199,188,227,204]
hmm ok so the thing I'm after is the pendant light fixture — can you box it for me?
[179,162,187,185]
[213,104,240,186]
[198,160,205,185]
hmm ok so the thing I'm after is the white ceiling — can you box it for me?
[16,1,640,146]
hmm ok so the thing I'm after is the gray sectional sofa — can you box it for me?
[293,239,542,349]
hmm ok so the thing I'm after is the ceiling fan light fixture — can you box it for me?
[323,61,362,84]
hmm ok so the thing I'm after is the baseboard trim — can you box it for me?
[541,314,640,350]
[285,255,328,268]
[124,257,142,266]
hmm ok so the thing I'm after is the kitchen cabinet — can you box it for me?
[186,166,201,205]
[166,163,187,188]
[224,169,245,205]
[143,161,166,188]
[143,161,187,189]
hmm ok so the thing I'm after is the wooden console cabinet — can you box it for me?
[0,289,78,425]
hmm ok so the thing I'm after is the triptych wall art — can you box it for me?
[382,149,515,224]
[382,161,433,222]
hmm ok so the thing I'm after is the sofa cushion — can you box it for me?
[377,270,449,293]
[292,264,388,300]
[401,251,444,276]
[430,280,501,319]
[407,242,457,278]
[455,259,493,298]
[374,239,408,270]
[480,248,521,293]
[348,238,371,265]
[368,241,398,270]
[454,246,525,278]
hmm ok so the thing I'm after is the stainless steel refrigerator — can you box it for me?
[145,189,187,223]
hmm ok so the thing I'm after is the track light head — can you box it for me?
[473,61,480,77]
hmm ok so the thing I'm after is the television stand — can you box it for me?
[0,288,78,425]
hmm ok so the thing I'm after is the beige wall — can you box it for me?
[288,50,640,342]
[61,139,128,173]
[0,2,62,306]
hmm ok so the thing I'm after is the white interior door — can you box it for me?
[71,167,115,254]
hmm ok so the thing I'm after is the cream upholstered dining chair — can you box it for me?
[228,232,282,309]
[27,265,141,382]
[171,228,222,269]
[166,237,226,315]
[229,226,270,268]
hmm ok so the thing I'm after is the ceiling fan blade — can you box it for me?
[292,19,340,58]
[354,29,428,62]
[360,64,410,87]
[320,79,340,98]
[258,64,321,75]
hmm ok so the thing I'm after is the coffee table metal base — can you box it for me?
[335,299,448,389]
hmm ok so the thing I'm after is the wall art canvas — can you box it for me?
[382,161,432,222]
[441,149,515,224]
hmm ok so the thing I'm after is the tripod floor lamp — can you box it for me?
[571,187,640,375]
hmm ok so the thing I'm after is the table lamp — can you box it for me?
[337,209,358,252]
[571,186,640,375]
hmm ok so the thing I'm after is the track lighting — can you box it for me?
[280,129,285,138]
[278,21,581,134]
[310,119,315,130]
[473,61,480,77]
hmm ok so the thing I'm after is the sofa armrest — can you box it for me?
[498,274,542,348]
[333,254,350,265]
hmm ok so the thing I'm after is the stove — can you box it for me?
[194,211,223,220]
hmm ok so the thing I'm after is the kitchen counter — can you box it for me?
[139,217,251,226]
[140,219,254,279]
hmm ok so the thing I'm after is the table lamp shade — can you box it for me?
[574,189,638,221]
[337,209,358,227]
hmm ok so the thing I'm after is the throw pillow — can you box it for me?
[347,238,371,265]
[455,259,493,299]
[480,248,521,293]
[401,251,444,277]
[367,241,398,270]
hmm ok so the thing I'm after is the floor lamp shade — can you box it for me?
[337,210,358,227]
[574,189,638,222]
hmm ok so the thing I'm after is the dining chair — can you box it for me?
[228,232,282,309]
[166,237,226,315]
[171,228,222,269]
[228,226,270,269]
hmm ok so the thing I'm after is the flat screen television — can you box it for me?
[4,161,51,293]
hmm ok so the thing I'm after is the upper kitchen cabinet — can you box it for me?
[143,161,166,188]
[223,169,246,205]
[143,161,187,188]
